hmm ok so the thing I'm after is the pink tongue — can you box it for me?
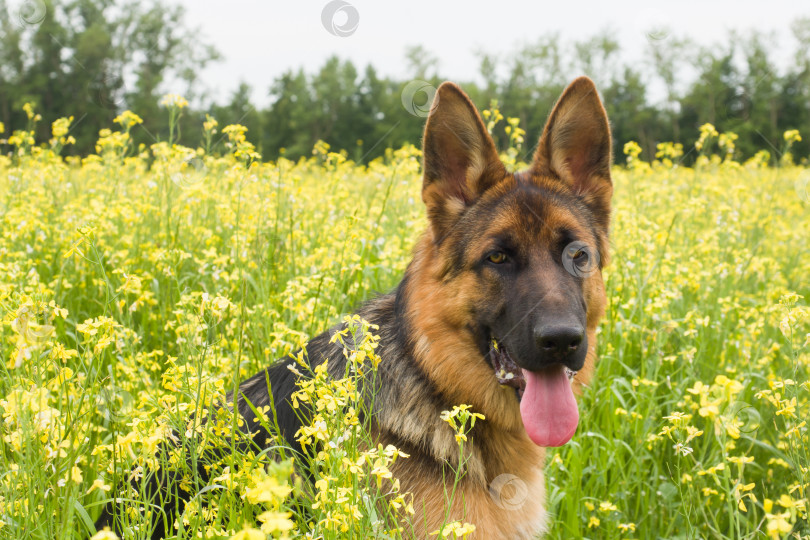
[520,366,579,447]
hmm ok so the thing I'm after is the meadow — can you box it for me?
[0,100,808,540]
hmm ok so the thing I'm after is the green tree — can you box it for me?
[0,0,218,153]
[603,67,660,162]
[677,43,740,151]
[646,32,693,142]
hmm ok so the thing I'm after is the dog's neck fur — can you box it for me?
[368,232,546,484]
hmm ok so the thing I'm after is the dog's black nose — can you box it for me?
[535,325,584,355]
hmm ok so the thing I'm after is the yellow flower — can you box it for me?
[775,397,797,418]
[765,510,793,539]
[783,129,802,144]
[223,124,249,143]
[229,528,264,540]
[23,102,41,121]
[623,140,642,159]
[663,411,691,426]
[257,510,295,533]
[371,463,393,486]
[51,116,74,139]
[86,478,111,494]
[617,522,636,532]
[245,471,292,505]
[70,465,83,484]
[160,93,189,108]
[776,494,800,510]
[655,141,684,161]
[727,455,754,465]
[784,421,806,438]
[698,463,725,477]
[599,501,618,513]
[695,123,719,150]
[431,521,476,538]
[204,114,219,132]
[90,530,119,540]
[113,111,144,129]
[734,482,757,512]
[684,426,703,443]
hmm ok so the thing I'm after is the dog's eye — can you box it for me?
[572,249,588,264]
[562,241,600,277]
[487,252,508,264]
[566,245,589,264]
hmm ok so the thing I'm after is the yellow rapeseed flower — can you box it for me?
[22,102,41,121]
[90,530,119,540]
[160,94,189,108]
[113,111,144,129]
[783,129,802,144]
[229,528,264,540]
[431,521,476,538]
[257,510,295,534]
[203,114,218,132]
[698,463,725,477]
[51,117,73,139]
[599,501,618,513]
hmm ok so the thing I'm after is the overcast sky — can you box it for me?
[176,0,809,108]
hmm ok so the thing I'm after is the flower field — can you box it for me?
[0,103,808,539]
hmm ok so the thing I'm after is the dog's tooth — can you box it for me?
[504,373,514,380]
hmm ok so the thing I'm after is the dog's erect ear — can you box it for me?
[422,82,506,238]
[532,77,613,229]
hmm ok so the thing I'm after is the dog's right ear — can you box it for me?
[421,82,506,239]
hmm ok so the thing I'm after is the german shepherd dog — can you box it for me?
[97,76,612,539]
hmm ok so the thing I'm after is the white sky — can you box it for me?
[176,0,810,108]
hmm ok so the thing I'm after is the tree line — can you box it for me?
[2,1,810,164]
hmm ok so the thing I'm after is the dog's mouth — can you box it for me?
[488,338,526,399]
[487,337,576,401]
[487,335,580,447]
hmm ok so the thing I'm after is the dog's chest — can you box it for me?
[397,454,548,540]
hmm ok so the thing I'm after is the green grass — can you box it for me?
[0,109,808,539]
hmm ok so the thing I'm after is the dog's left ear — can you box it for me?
[532,77,613,230]
[422,82,506,239]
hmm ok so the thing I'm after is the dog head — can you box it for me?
[410,77,612,447]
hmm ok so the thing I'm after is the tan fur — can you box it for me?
[391,444,548,540]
